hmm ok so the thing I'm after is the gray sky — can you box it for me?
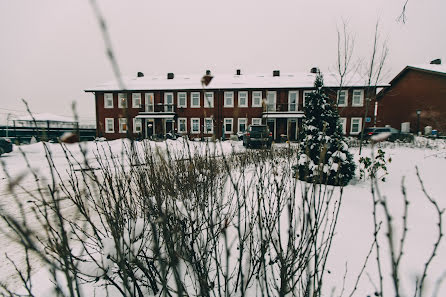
[0,0,445,125]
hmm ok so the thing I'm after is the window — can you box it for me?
[178,92,187,108]
[350,117,362,134]
[204,92,214,108]
[204,118,213,133]
[145,93,154,112]
[191,92,200,108]
[132,93,141,108]
[238,91,248,107]
[303,90,313,107]
[339,117,347,134]
[251,118,262,125]
[337,90,348,107]
[105,118,114,133]
[164,93,174,112]
[118,93,128,108]
[252,91,262,107]
[133,118,142,133]
[104,93,113,108]
[266,91,276,111]
[191,118,200,133]
[352,89,364,106]
[288,91,298,111]
[238,118,247,133]
[178,118,187,133]
[119,118,128,133]
[224,92,234,107]
[224,118,233,134]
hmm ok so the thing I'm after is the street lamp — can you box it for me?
[416,110,421,136]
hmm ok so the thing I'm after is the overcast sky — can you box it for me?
[0,0,445,125]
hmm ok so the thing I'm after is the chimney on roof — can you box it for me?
[310,67,320,74]
[167,72,174,79]
[430,59,441,65]
[137,72,144,77]
[206,69,211,75]
[273,70,280,77]
[236,69,241,75]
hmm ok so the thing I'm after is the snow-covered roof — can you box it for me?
[16,113,77,123]
[406,63,446,75]
[85,71,378,92]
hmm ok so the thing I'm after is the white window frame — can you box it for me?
[132,93,141,108]
[164,92,174,112]
[145,93,154,112]
[119,118,128,133]
[303,90,313,107]
[266,91,276,111]
[238,118,248,133]
[339,117,347,134]
[251,118,262,125]
[204,92,214,108]
[133,118,142,133]
[288,91,298,111]
[224,92,234,108]
[191,118,200,134]
[252,91,262,107]
[350,117,362,135]
[204,117,214,134]
[223,118,233,134]
[177,92,187,108]
[337,90,348,107]
[178,118,187,133]
[191,92,200,108]
[104,93,113,108]
[238,91,248,107]
[105,118,114,133]
[118,93,128,108]
[352,89,364,107]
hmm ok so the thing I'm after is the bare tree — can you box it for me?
[397,0,410,23]
[336,20,356,93]
[359,21,389,155]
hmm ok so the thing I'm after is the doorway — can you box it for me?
[288,119,298,141]
[267,119,276,141]
[146,119,155,139]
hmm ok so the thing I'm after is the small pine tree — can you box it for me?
[294,74,356,186]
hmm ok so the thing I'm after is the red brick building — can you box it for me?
[377,62,446,134]
[85,70,378,141]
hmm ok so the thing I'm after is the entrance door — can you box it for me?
[288,119,298,141]
[146,119,154,139]
[267,119,276,141]
[165,120,174,138]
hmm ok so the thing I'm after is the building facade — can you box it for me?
[377,62,446,135]
[85,70,377,141]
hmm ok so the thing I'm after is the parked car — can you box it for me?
[0,137,13,156]
[361,127,414,142]
[243,125,273,148]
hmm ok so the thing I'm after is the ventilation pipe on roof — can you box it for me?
[310,67,320,74]
[236,69,241,75]
[273,70,280,77]
[430,59,441,65]
[167,73,174,79]
[137,72,144,77]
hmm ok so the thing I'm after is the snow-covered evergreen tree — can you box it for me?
[295,74,355,186]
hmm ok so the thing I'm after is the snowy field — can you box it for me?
[0,138,445,296]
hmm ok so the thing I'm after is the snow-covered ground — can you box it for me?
[0,138,445,296]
